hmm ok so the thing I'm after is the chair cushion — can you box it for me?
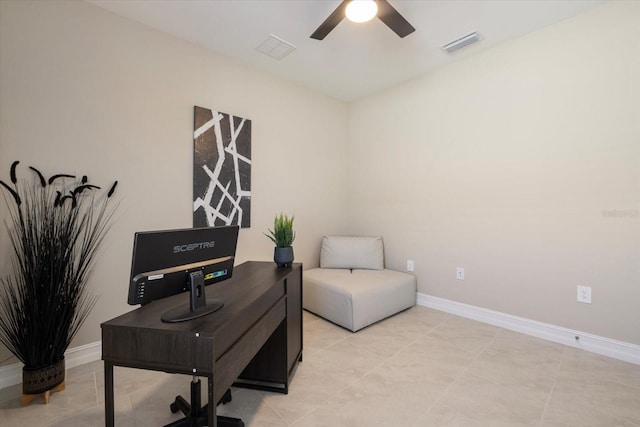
[320,235,384,270]
[303,267,416,331]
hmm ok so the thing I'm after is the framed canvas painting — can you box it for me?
[193,106,251,228]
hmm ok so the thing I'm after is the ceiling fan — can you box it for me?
[311,0,415,40]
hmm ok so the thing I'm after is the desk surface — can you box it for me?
[102,261,302,426]
[103,261,297,371]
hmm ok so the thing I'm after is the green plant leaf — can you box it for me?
[265,213,295,248]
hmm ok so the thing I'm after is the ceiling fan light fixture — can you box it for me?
[345,0,378,23]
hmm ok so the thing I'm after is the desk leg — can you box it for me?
[105,361,114,427]
[208,375,216,427]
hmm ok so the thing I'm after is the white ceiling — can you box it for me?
[88,0,604,102]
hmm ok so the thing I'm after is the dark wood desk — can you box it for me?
[101,262,302,427]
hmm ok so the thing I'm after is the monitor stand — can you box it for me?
[161,270,224,323]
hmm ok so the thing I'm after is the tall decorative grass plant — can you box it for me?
[0,161,118,398]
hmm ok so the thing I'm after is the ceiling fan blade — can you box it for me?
[376,0,415,38]
[310,0,348,40]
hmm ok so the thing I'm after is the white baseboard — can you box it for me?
[417,292,640,366]
[0,341,102,390]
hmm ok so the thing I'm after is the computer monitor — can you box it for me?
[127,225,239,323]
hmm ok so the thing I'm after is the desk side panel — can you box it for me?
[287,265,303,372]
[237,265,303,391]
[215,296,286,402]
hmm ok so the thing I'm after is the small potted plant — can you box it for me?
[265,213,295,267]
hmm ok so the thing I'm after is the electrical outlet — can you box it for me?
[407,260,414,272]
[456,267,464,280]
[577,286,592,304]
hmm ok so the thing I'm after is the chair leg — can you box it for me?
[218,416,245,427]
[163,416,193,427]
[165,378,204,427]
[220,388,233,404]
[164,378,244,427]
[170,394,190,415]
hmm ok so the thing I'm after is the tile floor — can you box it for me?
[1,306,639,426]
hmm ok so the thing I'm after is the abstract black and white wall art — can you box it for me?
[193,106,251,228]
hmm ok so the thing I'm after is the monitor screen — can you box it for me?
[127,225,239,322]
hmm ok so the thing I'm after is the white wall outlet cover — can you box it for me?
[577,285,592,304]
[407,260,414,271]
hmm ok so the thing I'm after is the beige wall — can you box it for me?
[0,0,348,363]
[348,1,640,345]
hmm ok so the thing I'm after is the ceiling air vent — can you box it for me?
[256,34,296,60]
[441,31,482,54]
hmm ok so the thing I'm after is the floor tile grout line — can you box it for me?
[257,351,363,427]
[539,345,565,425]
[311,311,496,422]
[258,389,301,427]
[244,389,290,427]
[93,371,100,407]
[428,320,502,413]
[286,318,424,425]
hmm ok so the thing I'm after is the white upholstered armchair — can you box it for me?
[303,236,416,332]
